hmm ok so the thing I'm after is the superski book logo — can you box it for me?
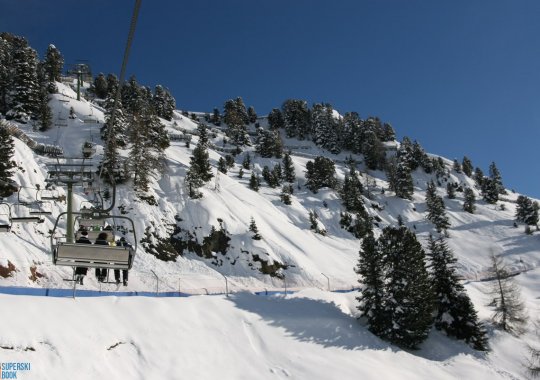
[0,362,31,378]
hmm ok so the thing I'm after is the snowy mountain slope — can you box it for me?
[0,84,538,292]
[0,289,535,380]
[0,84,539,379]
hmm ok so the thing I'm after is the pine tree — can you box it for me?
[378,226,433,349]
[36,62,52,131]
[426,181,451,233]
[282,99,310,139]
[247,106,257,124]
[224,97,249,146]
[242,153,251,170]
[340,166,365,213]
[356,232,387,336]
[481,177,499,204]
[282,152,295,183]
[308,210,319,230]
[488,252,527,335]
[249,172,260,191]
[516,195,539,226]
[7,42,40,123]
[280,185,292,205]
[197,123,209,147]
[473,167,484,188]
[43,44,63,82]
[249,217,262,240]
[268,108,284,130]
[462,156,473,177]
[238,167,244,178]
[0,127,16,197]
[489,162,505,194]
[428,235,488,350]
[93,73,108,99]
[390,159,414,200]
[446,182,456,199]
[218,157,227,174]
[127,96,170,193]
[185,141,214,198]
[256,128,282,158]
[453,159,462,173]
[211,107,221,126]
[362,131,386,170]
[305,157,337,193]
[463,187,476,213]
[101,95,128,181]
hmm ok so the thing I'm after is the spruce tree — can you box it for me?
[43,44,63,82]
[516,195,539,226]
[249,217,262,240]
[481,177,499,204]
[282,152,295,183]
[426,181,451,233]
[305,156,337,193]
[280,185,292,205]
[281,99,310,139]
[224,97,249,146]
[489,161,505,194]
[428,235,488,350]
[0,127,16,197]
[185,141,214,198]
[462,156,473,177]
[356,232,387,336]
[247,106,257,124]
[453,159,462,173]
[463,187,476,214]
[7,43,40,122]
[197,123,209,147]
[36,62,52,131]
[446,182,456,199]
[242,153,251,170]
[378,226,433,349]
[268,108,284,130]
[218,157,227,174]
[93,73,108,99]
[488,253,527,335]
[249,172,260,191]
[341,166,365,213]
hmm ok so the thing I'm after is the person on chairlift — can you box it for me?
[94,232,109,282]
[74,230,91,285]
[114,236,131,286]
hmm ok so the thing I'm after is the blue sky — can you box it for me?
[2,0,540,197]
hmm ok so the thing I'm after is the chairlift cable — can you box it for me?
[98,0,142,188]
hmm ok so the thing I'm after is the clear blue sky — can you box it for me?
[2,0,539,198]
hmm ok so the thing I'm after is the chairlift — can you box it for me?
[0,202,12,232]
[11,203,44,223]
[39,188,62,202]
[28,201,53,216]
[51,213,136,270]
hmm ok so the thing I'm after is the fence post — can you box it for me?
[321,272,330,291]
[283,275,287,296]
[219,273,229,297]
[150,270,159,295]
[178,276,181,295]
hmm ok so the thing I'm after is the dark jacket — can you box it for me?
[94,239,109,246]
[76,236,92,244]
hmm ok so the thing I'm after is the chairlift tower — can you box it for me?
[67,62,92,101]
[46,157,95,243]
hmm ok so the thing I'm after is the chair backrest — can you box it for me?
[54,243,133,269]
[0,225,11,232]
[75,230,115,242]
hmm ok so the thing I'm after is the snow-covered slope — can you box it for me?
[0,85,538,378]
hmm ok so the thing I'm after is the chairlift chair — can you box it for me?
[28,201,52,216]
[11,203,44,224]
[51,213,137,270]
[0,202,12,232]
